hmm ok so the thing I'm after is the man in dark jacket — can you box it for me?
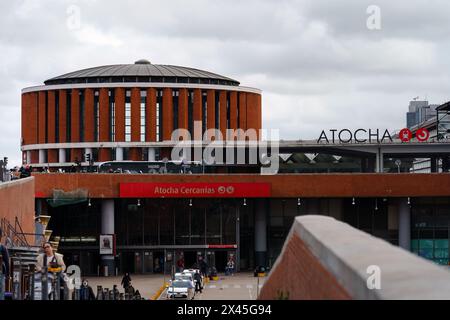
[199,258,208,277]
[0,228,10,277]
[121,272,132,291]
[193,271,203,293]
[79,279,96,300]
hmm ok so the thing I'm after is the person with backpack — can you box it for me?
[0,228,10,298]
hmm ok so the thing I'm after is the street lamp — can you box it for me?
[395,159,402,173]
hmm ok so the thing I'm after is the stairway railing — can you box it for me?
[0,217,33,249]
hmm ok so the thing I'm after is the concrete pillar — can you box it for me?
[39,149,46,164]
[430,157,437,173]
[101,199,115,276]
[35,199,43,246]
[58,149,66,164]
[375,149,384,173]
[148,148,156,161]
[85,148,93,162]
[398,198,411,251]
[255,199,267,267]
[116,147,123,161]
[26,151,31,165]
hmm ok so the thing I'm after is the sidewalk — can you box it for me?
[86,274,166,299]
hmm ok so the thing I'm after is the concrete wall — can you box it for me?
[33,173,450,198]
[0,177,35,244]
[259,215,450,300]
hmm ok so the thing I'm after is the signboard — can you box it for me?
[317,128,430,144]
[119,182,271,198]
[99,234,115,255]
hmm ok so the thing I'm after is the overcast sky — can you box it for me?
[1,0,450,166]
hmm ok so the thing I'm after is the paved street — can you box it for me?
[86,274,166,299]
[160,272,266,300]
[86,272,266,300]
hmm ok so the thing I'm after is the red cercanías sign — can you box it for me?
[119,182,271,198]
[399,128,412,142]
[416,128,430,142]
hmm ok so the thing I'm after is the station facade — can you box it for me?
[23,61,450,276]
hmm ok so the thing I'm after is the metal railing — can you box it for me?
[0,217,30,249]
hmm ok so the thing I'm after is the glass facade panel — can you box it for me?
[125,90,131,142]
[191,206,205,245]
[140,90,146,142]
[206,203,221,245]
[159,201,174,245]
[48,201,99,247]
[143,199,159,245]
[411,198,450,266]
[175,201,190,245]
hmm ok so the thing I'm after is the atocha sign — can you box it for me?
[119,183,272,198]
[317,128,430,144]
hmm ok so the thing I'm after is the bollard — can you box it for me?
[54,272,61,300]
[29,266,35,300]
[109,289,114,300]
[113,285,118,300]
[96,285,103,300]
[74,288,81,300]
[41,267,48,300]
[12,259,22,300]
[63,280,69,300]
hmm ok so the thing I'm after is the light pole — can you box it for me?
[395,159,402,173]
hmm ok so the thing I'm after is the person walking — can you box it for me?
[121,272,132,291]
[199,258,208,277]
[36,242,66,273]
[193,271,203,294]
[35,242,66,299]
[226,258,235,276]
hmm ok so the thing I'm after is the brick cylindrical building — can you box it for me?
[21,59,262,166]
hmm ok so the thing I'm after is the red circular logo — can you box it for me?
[399,128,412,142]
[416,128,430,142]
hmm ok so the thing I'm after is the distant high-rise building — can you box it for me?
[406,100,439,128]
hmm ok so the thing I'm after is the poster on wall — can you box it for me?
[99,234,114,255]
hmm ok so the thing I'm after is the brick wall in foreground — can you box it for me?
[0,177,35,243]
[259,215,450,300]
[258,232,351,300]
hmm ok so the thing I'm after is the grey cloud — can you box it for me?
[0,0,450,166]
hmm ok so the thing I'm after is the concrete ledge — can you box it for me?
[259,215,450,300]
[0,176,34,190]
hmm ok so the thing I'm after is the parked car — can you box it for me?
[166,280,194,300]
[175,272,195,288]
[183,269,204,288]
